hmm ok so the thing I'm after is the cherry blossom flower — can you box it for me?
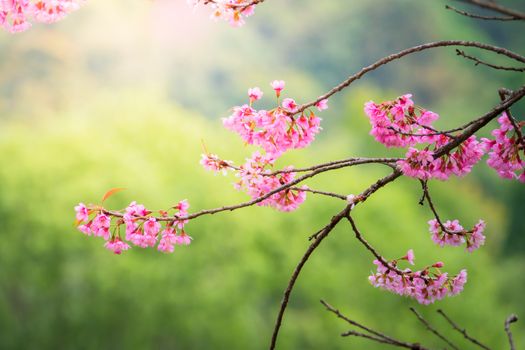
[143,217,161,237]
[74,202,89,223]
[364,94,437,148]
[315,99,328,111]
[248,87,263,102]
[271,80,285,97]
[192,0,256,27]
[482,113,524,182]
[91,213,110,240]
[402,249,415,265]
[282,98,298,113]
[428,218,485,252]
[104,238,130,255]
[200,153,233,175]
[1,0,83,33]
[223,81,324,157]
[369,256,467,305]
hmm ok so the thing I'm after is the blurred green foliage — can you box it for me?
[0,0,524,349]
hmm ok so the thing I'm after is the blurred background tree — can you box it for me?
[0,0,523,349]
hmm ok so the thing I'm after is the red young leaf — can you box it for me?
[101,188,127,203]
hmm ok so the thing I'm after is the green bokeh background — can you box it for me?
[0,0,524,349]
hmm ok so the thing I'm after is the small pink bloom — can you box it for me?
[467,220,486,252]
[248,87,263,101]
[143,217,161,236]
[271,80,285,97]
[315,99,328,111]
[282,98,298,113]
[403,249,415,265]
[104,238,130,255]
[77,223,92,236]
[74,203,89,223]
[175,232,192,246]
[92,213,111,239]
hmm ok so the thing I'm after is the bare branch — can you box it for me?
[341,330,400,346]
[322,300,431,349]
[420,180,463,235]
[268,204,353,350]
[456,49,525,71]
[410,308,460,350]
[453,0,525,19]
[505,314,518,350]
[290,187,347,201]
[437,309,491,350]
[445,5,521,21]
[297,41,525,114]
[346,214,403,275]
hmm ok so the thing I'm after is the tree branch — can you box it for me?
[268,204,353,350]
[410,308,460,350]
[453,0,525,19]
[297,41,525,114]
[505,314,518,350]
[445,4,521,21]
[456,49,525,71]
[437,309,491,350]
[322,300,431,349]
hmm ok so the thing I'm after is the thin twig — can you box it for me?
[267,157,400,175]
[420,180,462,235]
[309,170,403,241]
[445,5,521,21]
[321,300,430,349]
[290,187,347,201]
[410,308,460,350]
[456,49,525,72]
[345,214,403,275]
[437,309,491,350]
[504,314,518,350]
[297,41,525,114]
[341,330,399,345]
[268,204,353,350]
[454,0,525,19]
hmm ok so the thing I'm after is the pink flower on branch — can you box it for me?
[482,113,524,182]
[222,80,324,157]
[428,218,486,252]
[270,80,285,97]
[200,153,234,175]
[191,0,258,27]
[75,198,192,254]
[0,0,84,33]
[369,253,468,305]
[104,238,130,255]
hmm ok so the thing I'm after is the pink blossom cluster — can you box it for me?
[223,80,324,157]
[233,152,307,211]
[75,200,192,255]
[200,80,328,212]
[188,0,256,27]
[428,218,486,252]
[364,94,438,148]
[365,94,484,180]
[200,153,233,175]
[0,0,83,33]
[482,113,525,182]
[398,135,484,181]
[369,250,468,305]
